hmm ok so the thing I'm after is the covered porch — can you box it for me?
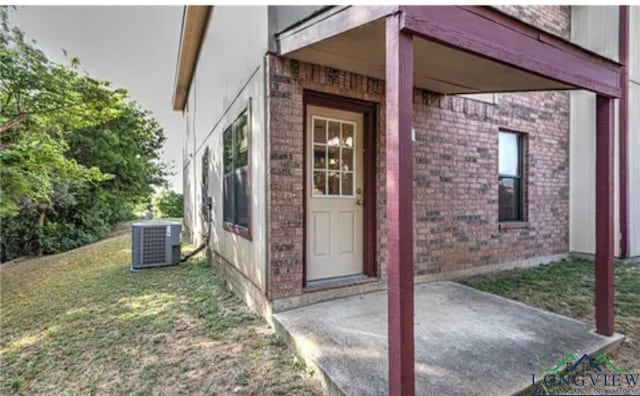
[276,5,623,395]
[273,281,624,395]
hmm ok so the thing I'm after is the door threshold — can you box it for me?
[304,274,373,291]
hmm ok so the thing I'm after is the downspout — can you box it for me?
[181,200,211,262]
[182,83,211,263]
[619,6,630,258]
[193,82,199,244]
[263,53,271,301]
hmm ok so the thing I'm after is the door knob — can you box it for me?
[356,199,364,206]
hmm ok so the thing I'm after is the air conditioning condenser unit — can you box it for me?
[131,220,181,270]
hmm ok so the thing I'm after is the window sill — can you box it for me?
[499,221,529,230]
[223,222,252,240]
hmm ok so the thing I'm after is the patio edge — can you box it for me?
[274,281,627,396]
[272,315,347,396]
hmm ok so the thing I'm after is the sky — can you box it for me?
[8,6,185,192]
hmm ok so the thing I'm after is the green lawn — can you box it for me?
[0,234,321,395]
[461,258,640,372]
[4,235,637,395]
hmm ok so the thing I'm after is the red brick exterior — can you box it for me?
[495,6,571,39]
[267,7,571,300]
[266,58,387,300]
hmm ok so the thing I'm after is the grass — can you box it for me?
[0,233,322,395]
[461,258,640,375]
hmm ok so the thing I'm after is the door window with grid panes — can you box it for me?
[311,116,356,197]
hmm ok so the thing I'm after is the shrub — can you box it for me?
[153,189,183,218]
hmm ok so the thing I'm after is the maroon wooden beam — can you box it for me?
[399,6,622,98]
[595,95,615,336]
[385,13,415,396]
[618,6,630,258]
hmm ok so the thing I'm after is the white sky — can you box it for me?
[8,6,185,192]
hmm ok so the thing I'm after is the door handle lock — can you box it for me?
[356,199,364,206]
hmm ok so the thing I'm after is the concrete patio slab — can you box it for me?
[273,281,624,396]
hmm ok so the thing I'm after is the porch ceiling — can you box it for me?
[278,6,622,97]
[285,18,573,95]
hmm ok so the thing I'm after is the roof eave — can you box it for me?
[172,5,212,112]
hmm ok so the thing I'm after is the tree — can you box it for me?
[0,7,121,219]
[0,8,125,135]
[66,103,168,206]
[63,102,169,229]
[0,8,169,261]
[152,189,183,218]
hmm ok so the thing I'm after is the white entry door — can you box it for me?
[306,105,364,281]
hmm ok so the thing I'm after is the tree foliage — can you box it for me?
[0,8,169,261]
[152,189,183,219]
[0,7,124,134]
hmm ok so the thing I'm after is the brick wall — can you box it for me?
[413,91,569,276]
[495,6,571,39]
[267,58,387,299]
[267,8,571,300]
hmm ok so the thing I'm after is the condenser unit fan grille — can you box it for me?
[141,227,166,265]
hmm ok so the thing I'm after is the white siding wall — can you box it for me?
[182,100,197,241]
[183,6,269,289]
[629,7,640,257]
[569,91,595,254]
[571,6,619,62]
[570,6,640,258]
[569,91,620,256]
[570,6,621,256]
[630,82,640,256]
[629,7,640,82]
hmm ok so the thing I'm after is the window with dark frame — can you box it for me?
[223,107,250,233]
[201,147,210,223]
[498,131,524,222]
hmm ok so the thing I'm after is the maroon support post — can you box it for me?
[385,14,415,395]
[595,94,615,336]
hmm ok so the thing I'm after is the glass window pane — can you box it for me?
[223,126,233,174]
[201,150,210,221]
[327,172,340,195]
[499,177,520,221]
[328,121,340,146]
[499,132,519,176]
[313,171,326,195]
[342,172,354,196]
[235,168,249,228]
[313,145,326,169]
[223,174,234,222]
[235,113,249,168]
[341,147,353,171]
[342,123,354,147]
[328,146,339,170]
[313,119,326,144]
